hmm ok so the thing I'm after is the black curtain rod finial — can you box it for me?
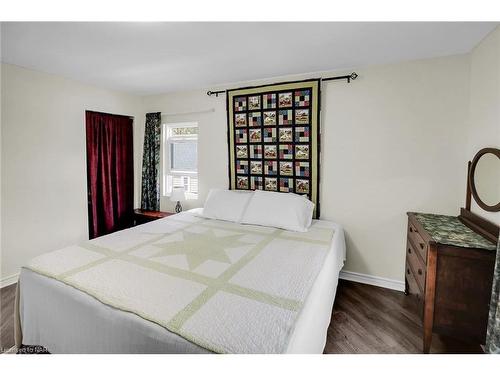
[207,90,225,97]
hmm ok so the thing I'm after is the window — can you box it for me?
[163,122,198,199]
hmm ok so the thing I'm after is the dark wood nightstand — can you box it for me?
[133,209,174,226]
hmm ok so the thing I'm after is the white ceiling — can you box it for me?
[1,22,497,95]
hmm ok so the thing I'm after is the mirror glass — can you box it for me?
[473,152,500,207]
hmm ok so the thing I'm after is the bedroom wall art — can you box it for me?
[226,79,320,217]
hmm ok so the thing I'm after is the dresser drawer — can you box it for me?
[406,238,426,292]
[408,220,428,263]
[405,261,424,317]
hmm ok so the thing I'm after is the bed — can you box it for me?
[15,208,345,354]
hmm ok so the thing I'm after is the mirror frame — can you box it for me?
[469,147,500,212]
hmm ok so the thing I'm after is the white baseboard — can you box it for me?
[339,270,405,292]
[3,346,18,354]
[0,273,19,289]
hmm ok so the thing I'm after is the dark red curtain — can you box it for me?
[86,111,134,239]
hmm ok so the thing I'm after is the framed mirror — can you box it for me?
[469,147,500,212]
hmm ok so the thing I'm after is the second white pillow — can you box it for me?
[240,190,314,232]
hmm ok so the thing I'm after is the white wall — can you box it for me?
[141,54,471,282]
[0,25,3,283]
[322,56,470,279]
[466,26,500,225]
[0,63,143,282]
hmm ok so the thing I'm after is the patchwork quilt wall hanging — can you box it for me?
[227,79,320,218]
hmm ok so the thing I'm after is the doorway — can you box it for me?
[85,111,134,239]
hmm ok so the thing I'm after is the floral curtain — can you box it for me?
[140,112,161,211]
[486,234,500,353]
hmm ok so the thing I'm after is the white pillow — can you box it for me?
[240,190,314,232]
[202,189,253,222]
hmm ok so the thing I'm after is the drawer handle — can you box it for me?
[409,227,413,233]
[419,243,425,250]
[418,269,423,275]
[408,247,412,254]
[407,268,410,275]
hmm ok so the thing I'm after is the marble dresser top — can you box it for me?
[413,212,497,251]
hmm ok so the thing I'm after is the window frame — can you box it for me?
[162,121,198,199]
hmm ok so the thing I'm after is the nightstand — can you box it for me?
[133,209,174,226]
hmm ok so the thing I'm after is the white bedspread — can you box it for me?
[17,209,346,353]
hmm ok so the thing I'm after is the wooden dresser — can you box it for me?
[405,212,497,353]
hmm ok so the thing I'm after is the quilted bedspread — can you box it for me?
[24,210,335,353]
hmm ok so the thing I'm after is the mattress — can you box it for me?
[17,209,346,353]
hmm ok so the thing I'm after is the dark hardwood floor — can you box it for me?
[1,283,16,353]
[0,280,482,354]
[324,280,482,354]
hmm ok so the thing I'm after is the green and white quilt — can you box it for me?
[25,210,336,353]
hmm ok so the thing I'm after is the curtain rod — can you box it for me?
[323,72,358,83]
[206,72,358,97]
